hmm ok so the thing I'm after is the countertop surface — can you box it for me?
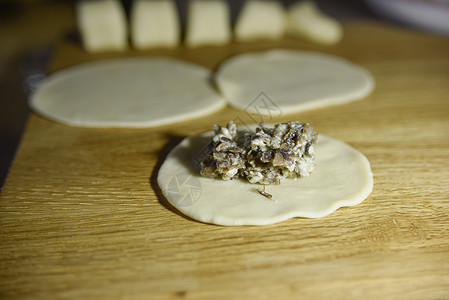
[1,20,449,299]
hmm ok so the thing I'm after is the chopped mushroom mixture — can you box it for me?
[200,121,317,184]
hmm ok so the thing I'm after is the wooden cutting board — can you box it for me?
[1,21,449,299]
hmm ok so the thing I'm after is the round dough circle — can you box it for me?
[30,57,226,128]
[157,128,373,226]
[214,49,375,114]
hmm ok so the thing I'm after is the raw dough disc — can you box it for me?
[157,128,373,226]
[214,49,374,114]
[30,57,226,128]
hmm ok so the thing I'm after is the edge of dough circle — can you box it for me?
[30,49,374,128]
[214,49,375,114]
[30,57,227,128]
[158,127,374,226]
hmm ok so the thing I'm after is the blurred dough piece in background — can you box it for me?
[185,0,231,48]
[234,0,286,42]
[130,0,180,50]
[287,0,343,45]
[76,0,128,52]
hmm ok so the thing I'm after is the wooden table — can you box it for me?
[1,21,449,299]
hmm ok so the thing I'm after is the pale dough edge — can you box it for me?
[157,131,373,226]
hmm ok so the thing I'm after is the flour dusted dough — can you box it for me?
[157,127,373,226]
[76,0,128,52]
[130,0,180,49]
[30,57,226,128]
[287,1,343,45]
[215,49,374,114]
[185,0,231,48]
[234,0,286,42]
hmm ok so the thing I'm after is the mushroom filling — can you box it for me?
[200,121,317,184]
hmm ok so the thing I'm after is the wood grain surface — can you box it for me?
[1,21,449,299]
